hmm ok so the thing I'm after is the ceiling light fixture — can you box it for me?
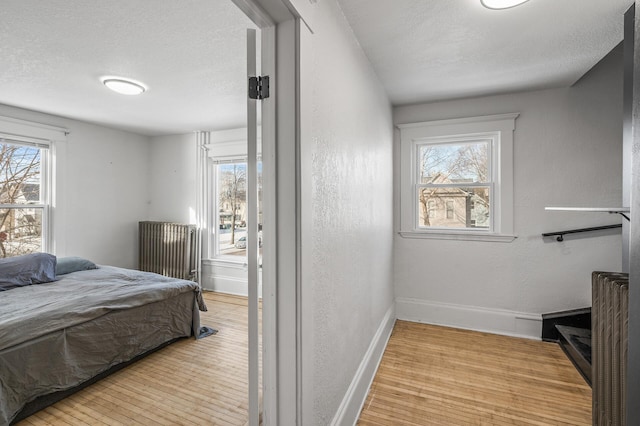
[101,77,147,95]
[481,0,529,10]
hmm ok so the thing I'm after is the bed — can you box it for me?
[0,256,207,426]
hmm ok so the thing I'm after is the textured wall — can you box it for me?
[393,46,623,319]
[299,0,394,424]
[147,133,196,224]
[0,104,150,269]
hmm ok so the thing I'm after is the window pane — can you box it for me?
[418,186,490,229]
[419,141,489,184]
[218,163,247,256]
[0,208,42,257]
[0,143,42,205]
[215,160,263,259]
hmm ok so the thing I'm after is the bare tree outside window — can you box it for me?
[218,163,248,256]
[418,141,490,229]
[219,163,246,245]
[216,161,263,257]
[0,142,43,257]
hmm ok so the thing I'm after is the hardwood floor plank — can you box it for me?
[358,320,591,425]
[41,399,108,426]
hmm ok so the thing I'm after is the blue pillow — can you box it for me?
[0,253,57,291]
[56,256,98,275]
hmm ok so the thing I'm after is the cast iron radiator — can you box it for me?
[139,221,197,280]
[592,271,629,426]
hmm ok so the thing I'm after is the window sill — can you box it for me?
[203,258,247,269]
[203,257,263,269]
[399,231,517,243]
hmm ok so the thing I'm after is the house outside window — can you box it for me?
[398,113,518,242]
[0,139,51,257]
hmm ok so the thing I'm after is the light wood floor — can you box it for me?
[357,320,592,426]
[16,301,590,426]
[17,292,259,426]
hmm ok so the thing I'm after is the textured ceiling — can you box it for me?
[0,0,256,136]
[0,1,634,135]
[336,0,634,105]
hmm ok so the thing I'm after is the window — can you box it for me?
[428,200,436,218]
[0,139,50,257]
[399,113,517,242]
[201,128,262,261]
[446,200,454,219]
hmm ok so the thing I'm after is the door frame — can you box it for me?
[230,1,301,424]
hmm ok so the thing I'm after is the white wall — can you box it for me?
[0,104,150,269]
[147,133,196,224]
[298,1,395,424]
[393,46,624,338]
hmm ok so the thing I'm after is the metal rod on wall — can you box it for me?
[541,224,623,242]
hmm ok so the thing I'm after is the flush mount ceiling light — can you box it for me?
[101,77,147,95]
[481,0,529,9]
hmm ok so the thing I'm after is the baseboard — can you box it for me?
[396,297,542,340]
[330,304,396,426]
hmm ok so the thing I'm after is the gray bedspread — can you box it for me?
[0,266,207,425]
[0,265,205,351]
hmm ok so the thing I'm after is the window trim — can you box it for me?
[5,140,50,253]
[205,130,262,263]
[398,113,518,242]
[0,132,57,254]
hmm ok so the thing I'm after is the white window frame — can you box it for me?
[0,138,51,253]
[0,116,66,255]
[445,200,454,219]
[203,128,261,263]
[398,113,518,242]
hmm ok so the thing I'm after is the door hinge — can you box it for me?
[248,76,270,100]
